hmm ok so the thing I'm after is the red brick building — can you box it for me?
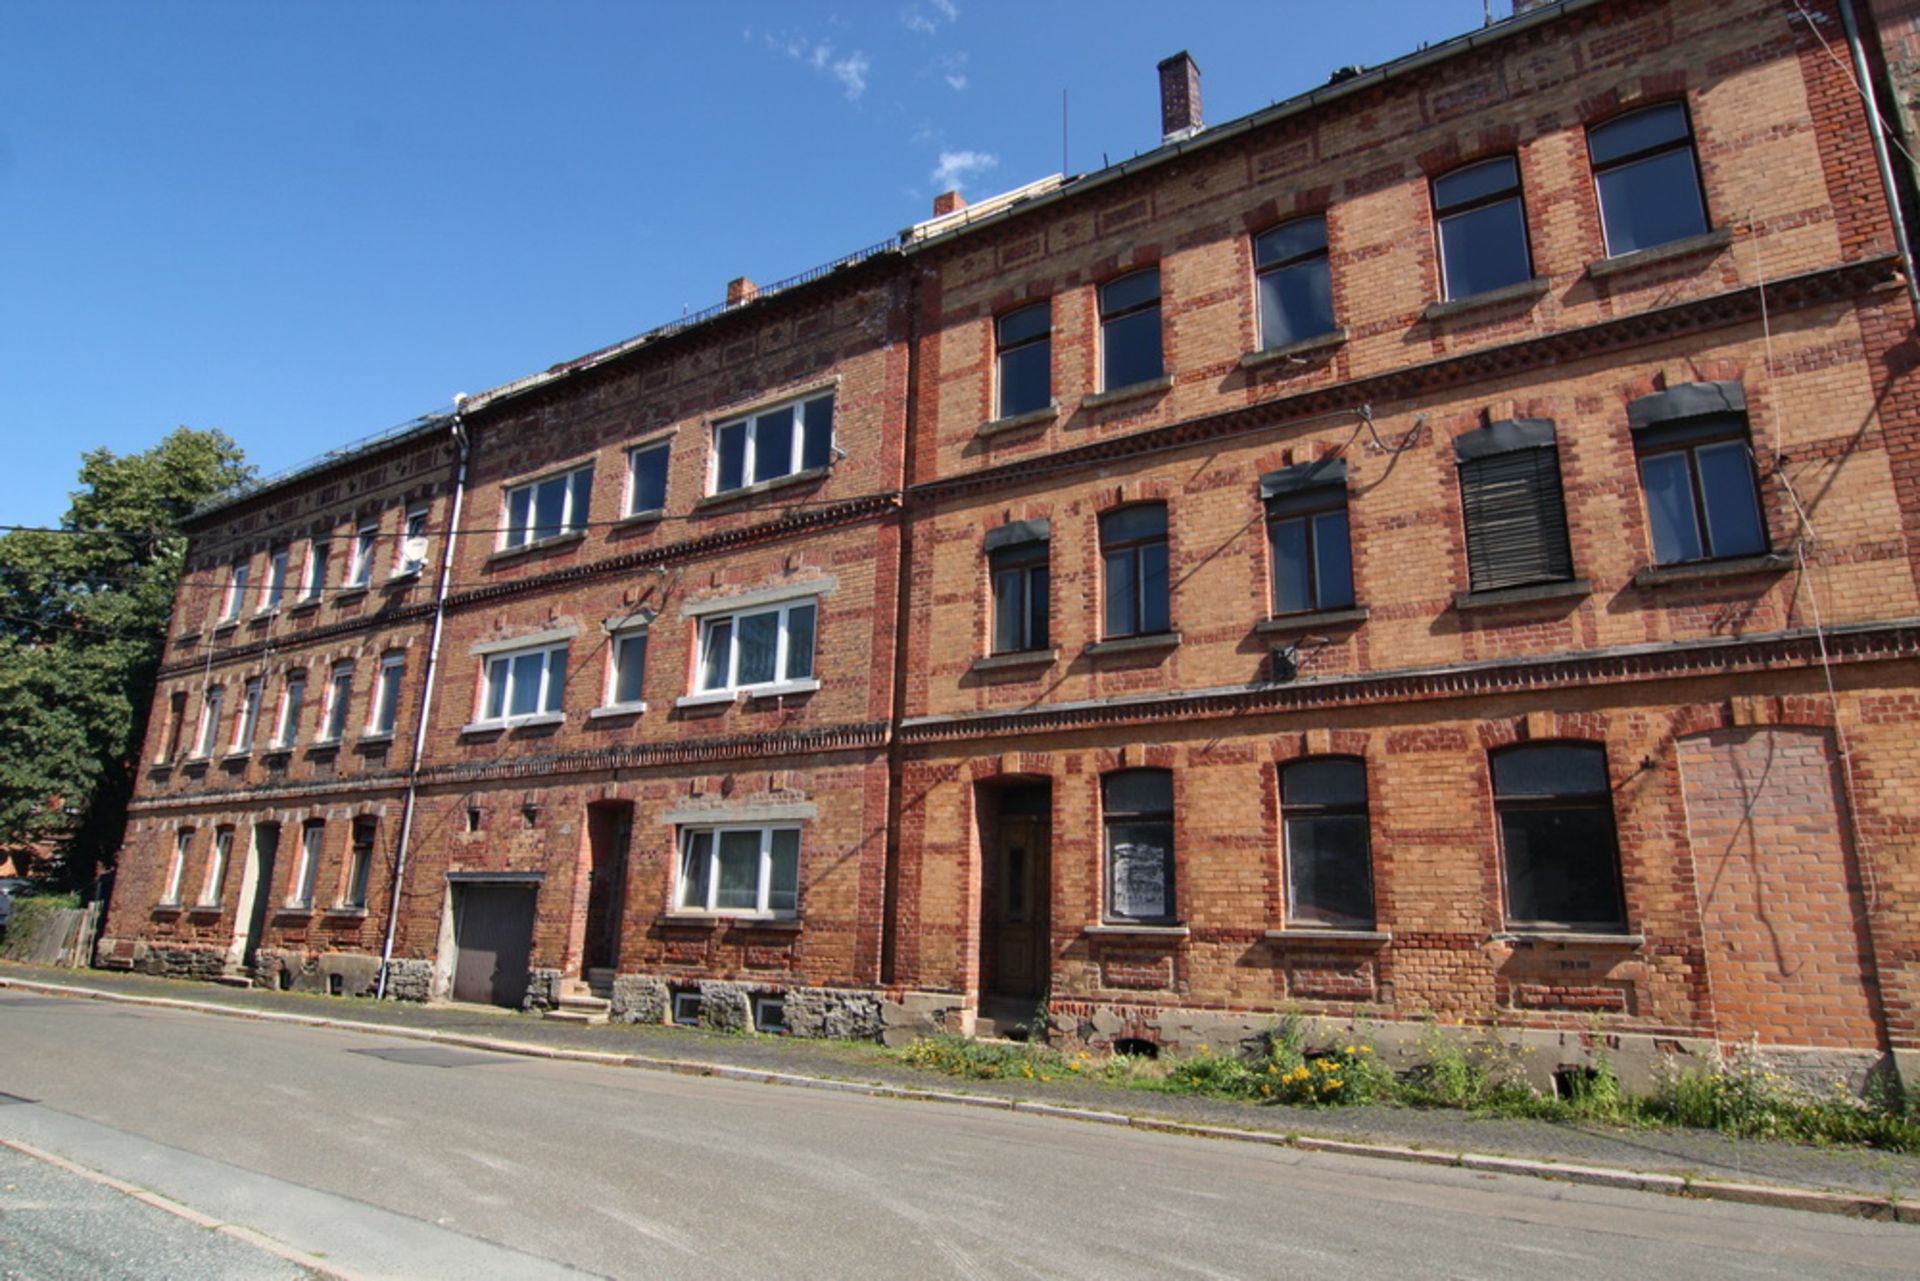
[102,0,1920,1088]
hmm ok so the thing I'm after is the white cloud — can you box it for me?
[832,51,871,100]
[930,0,959,20]
[901,9,937,34]
[931,149,997,194]
[944,73,968,91]
[760,30,871,103]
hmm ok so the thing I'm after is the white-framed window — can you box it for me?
[259,547,289,612]
[752,994,787,1034]
[348,521,378,588]
[369,653,405,737]
[273,673,306,748]
[478,643,567,725]
[200,828,233,907]
[627,441,670,516]
[504,467,592,550]
[396,505,430,575]
[290,820,323,908]
[319,663,353,743]
[676,826,800,917]
[302,540,330,601]
[711,391,835,494]
[231,677,264,754]
[603,629,648,711]
[671,989,704,1025]
[343,816,376,909]
[220,562,249,623]
[693,600,817,697]
[193,686,225,758]
[161,829,191,905]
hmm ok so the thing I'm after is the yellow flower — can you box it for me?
[1328,1078,1344,1089]
[1358,1046,1373,1055]
[1345,1045,1356,1055]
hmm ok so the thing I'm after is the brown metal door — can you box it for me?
[988,815,1049,999]
[451,884,536,1007]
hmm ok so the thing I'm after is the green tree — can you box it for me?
[0,428,252,888]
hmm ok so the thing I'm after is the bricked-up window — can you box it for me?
[1100,505,1171,639]
[1455,420,1575,593]
[626,441,670,516]
[1493,744,1626,931]
[1099,269,1163,391]
[231,677,264,754]
[479,643,567,723]
[1282,758,1374,928]
[1635,414,1767,566]
[605,629,648,709]
[344,817,376,909]
[397,505,430,574]
[319,662,353,744]
[291,820,324,909]
[200,828,232,907]
[259,546,289,612]
[1263,458,1354,616]
[220,561,249,622]
[1254,216,1335,350]
[713,391,835,494]
[1588,103,1708,258]
[303,540,329,601]
[504,467,593,550]
[368,653,405,737]
[272,672,306,748]
[1433,156,1532,300]
[162,828,191,905]
[193,686,225,758]
[677,826,800,917]
[696,601,816,695]
[986,521,1050,654]
[1104,768,1175,923]
[996,302,1051,419]
[348,521,378,588]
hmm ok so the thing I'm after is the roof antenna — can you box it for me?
[1062,88,1069,175]
[1484,0,1493,24]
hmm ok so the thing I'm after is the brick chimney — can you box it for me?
[726,276,758,307]
[933,190,968,217]
[1158,51,1203,143]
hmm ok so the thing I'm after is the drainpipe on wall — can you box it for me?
[376,404,470,999]
[1838,0,1920,318]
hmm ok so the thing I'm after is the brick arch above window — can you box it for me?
[968,752,1059,782]
[1476,711,1612,752]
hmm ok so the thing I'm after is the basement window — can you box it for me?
[671,989,704,1026]
[752,994,788,1034]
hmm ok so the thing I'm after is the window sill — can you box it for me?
[1498,930,1645,947]
[186,903,224,917]
[1264,927,1391,943]
[324,906,370,920]
[1084,923,1190,938]
[588,702,648,720]
[977,402,1060,438]
[307,738,341,753]
[1238,328,1348,371]
[356,732,395,747]
[212,620,240,635]
[1453,579,1591,611]
[1254,606,1370,634]
[274,904,315,919]
[660,912,800,930]
[332,585,370,604]
[695,465,832,510]
[288,597,323,616]
[745,678,821,701]
[250,608,281,624]
[1632,552,1792,589]
[675,689,741,709]
[264,742,295,757]
[152,902,184,916]
[487,531,586,566]
[220,750,252,763]
[1080,374,1173,412]
[611,509,665,531]
[174,631,202,646]
[462,712,566,735]
[1586,227,1733,280]
[1084,631,1181,658]
[181,755,211,769]
[971,649,1059,673]
[383,568,426,588]
[1423,275,1551,322]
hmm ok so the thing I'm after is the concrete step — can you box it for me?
[214,974,254,989]
[546,992,611,1025]
[543,1007,609,1026]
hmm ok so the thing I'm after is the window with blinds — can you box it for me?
[1455,420,1574,593]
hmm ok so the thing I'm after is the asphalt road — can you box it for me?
[0,992,1914,1279]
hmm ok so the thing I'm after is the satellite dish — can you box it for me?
[402,536,429,568]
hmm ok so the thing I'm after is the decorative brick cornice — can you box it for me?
[907,256,1901,503]
[898,619,1920,746]
[157,603,436,678]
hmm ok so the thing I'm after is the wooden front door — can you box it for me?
[583,803,632,973]
[451,884,537,1007]
[987,814,1049,1000]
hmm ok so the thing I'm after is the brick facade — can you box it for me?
[101,0,1920,1086]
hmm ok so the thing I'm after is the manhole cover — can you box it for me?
[349,1046,505,1069]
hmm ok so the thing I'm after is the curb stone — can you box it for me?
[5,973,1916,1224]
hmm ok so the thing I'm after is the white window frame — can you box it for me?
[680,599,819,705]
[348,521,378,588]
[502,466,593,551]
[598,627,649,714]
[230,677,264,755]
[290,822,323,908]
[675,824,802,918]
[342,817,376,910]
[318,663,354,744]
[259,547,289,613]
[709,390,835,495]
[272,673,306,748]
[193,687,225,758]
[395,505,430,576]
[368,654,405,738]
[200,828,233,907]
[220,562,249,622]
[302,539,330,601]
[471,642,568,730]
[162,829,190,905]
[626,440,671,517]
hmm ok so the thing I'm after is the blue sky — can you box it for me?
[1,1,1493,528]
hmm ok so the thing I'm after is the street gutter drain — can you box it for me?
[348,1046,506,1069]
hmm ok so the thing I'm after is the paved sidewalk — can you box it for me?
[6,960,1919,1209]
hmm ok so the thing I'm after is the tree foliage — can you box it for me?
[0,428,252,887]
